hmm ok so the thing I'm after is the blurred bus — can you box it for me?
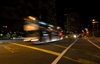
[23,16,62,44]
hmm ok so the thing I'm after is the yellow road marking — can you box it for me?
[64,56,98,64]
[87,53,100,59]
[10,42,80,63]
[11,43,61,56]
[4,45,14,53]
[10,42,95,64]
[78,59,98,64]
[93,55,100,59]
[64,56,97,64]
[63,56,80,62]
[96,39,100,42]
[51,44,67,48]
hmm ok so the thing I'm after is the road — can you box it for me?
[0,38,100,64]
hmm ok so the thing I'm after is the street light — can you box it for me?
[92,19,96,24]
[57,26,61,30]
[92,19,96,37]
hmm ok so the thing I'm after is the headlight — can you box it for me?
[73,35,77,38]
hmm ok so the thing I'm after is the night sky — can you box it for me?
[58,0,100,29]
[0,0,100,30]
[75,8,100,29]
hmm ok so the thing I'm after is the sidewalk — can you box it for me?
[95,37,100,42]
[87,37,100,42]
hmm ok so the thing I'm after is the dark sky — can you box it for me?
[0,0,100,30]
[0,0,39,23]
[75,8,100,28]
[56,0,100,29]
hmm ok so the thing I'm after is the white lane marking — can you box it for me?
[51,39,78,64]
[87,39,100,49]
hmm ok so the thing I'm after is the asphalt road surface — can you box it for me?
[0,38,100,64]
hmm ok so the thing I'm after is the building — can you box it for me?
[64,8,80,33]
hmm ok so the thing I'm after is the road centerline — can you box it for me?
[51,39,78,64]
[8,42,81,63]
[10,42,61,56]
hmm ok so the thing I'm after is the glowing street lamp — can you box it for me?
[57,26,61,30]
[92,19,96,37]
[92,19,96,24]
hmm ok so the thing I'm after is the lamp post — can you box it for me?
[92,19,96,37]
[64,14,69,33]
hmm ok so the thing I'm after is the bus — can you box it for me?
[23,16,63,44]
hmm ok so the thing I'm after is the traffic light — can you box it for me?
[86,31,89,34]
[58,32,63,36]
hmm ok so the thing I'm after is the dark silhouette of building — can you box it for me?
[64,8,81,33]
[38,0,57,26]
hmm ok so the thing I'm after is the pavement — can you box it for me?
[0,38,100,64]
